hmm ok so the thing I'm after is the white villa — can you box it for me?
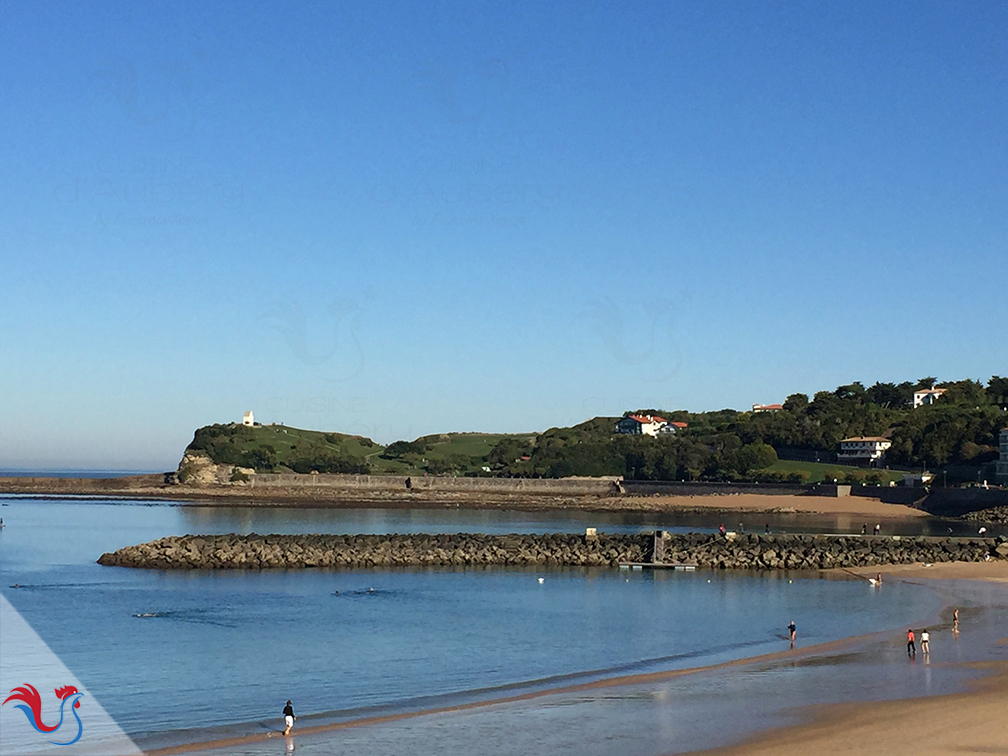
[913,388,946,408]
[615,414,668,437]
[838,437,892,466]
[242,410,255,427]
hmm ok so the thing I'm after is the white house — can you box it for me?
[838,437,892,466]
[996,428,1008,483]
[658,420,688,435]
[913,388,946,408]
[615,414,667,437]
[242,410,255,427]
[752,403,783,413]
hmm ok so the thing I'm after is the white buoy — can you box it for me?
[537,577,544,584]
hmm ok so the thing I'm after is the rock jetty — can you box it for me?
[97,532,1008,571]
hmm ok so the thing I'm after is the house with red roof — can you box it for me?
[752,403,783,413]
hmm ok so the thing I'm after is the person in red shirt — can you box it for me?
[907,629,916,658]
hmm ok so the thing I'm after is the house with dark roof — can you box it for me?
[615,414,667,437]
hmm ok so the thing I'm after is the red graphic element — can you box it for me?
[3,684,59,732]
[55,686,79,703]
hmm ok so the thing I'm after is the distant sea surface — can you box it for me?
[0,469,158,478]
[1,497,1002,756]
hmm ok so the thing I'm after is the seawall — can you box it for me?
[97,532,1008,571]
[249,473,621,495]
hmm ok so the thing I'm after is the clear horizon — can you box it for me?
[2,1,1006,470]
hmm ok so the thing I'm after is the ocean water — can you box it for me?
[0,497,988,755]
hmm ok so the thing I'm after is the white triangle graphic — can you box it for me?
[1,594,143,756]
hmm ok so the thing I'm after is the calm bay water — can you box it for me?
[0,496,989,755]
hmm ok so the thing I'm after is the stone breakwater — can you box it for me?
[97,532,1008,571]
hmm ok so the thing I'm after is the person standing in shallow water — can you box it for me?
[788,620,796,647]
[907,629,916,658]
[282,700,296,736]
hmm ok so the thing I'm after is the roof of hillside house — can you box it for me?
[914,387,946,394]
[840,436,891,443]
[752,403,784,410]
[626,414,667,424]
[669,421,688,428]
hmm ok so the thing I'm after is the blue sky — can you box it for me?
[1,1,1006,470]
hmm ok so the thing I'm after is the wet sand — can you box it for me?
[704,562,1008,756]
[844,560,1008,582]
[640,493,927,519]
[706,661,1008,756]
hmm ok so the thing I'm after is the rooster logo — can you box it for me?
[3,684,83,746]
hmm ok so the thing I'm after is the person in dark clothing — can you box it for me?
[283,700,296,735]
[788,620,796,648]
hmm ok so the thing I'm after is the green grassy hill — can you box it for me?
[185,423,380,474]
[763,460,907,485]
[184,424,535,477]
[368,432,535,475]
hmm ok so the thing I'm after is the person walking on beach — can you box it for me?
[719,523,726,536]
[861,523,867,535]
[907,629,916,658]
[282,700,296,736]
[953,608,959,634]
[788,620,796,648]
[874,523,880,535]
[920,629,930,656]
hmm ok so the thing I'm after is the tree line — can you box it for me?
[483,377,1008,481]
